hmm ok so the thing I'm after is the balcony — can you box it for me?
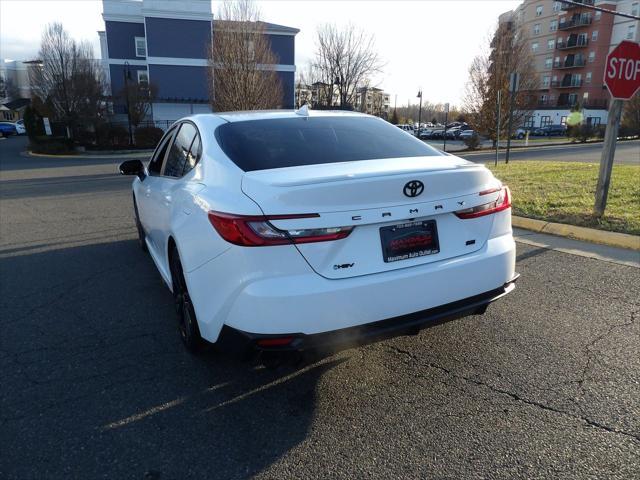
[561,0,594,11]
[559,16,593,30]
[556,38,588,49]
[556,98,608,109]
[553,58,586,69]
[552,78,583,88]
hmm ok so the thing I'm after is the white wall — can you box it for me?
[610,0,640,49]
[151,102,211,121]
[528,107,609,127]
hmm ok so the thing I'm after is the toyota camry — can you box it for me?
[120,110,518,356]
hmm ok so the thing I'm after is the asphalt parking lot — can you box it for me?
[1,136,639,479]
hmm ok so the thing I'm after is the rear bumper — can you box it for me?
[218,274,519,354]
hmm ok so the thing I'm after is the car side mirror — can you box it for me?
[119,159,146,181]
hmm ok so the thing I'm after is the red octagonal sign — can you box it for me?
[604,40,640,100]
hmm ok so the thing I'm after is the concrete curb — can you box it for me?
[512,216,640,251]
[24,150,152,159]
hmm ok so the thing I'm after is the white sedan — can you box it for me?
[120,110,517,355]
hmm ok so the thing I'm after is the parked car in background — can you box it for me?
[14,120,26,135]
[445,128,459,140]
[429,128,445,139]
[513,127,534,139]
[119,111,517,356]
[458,129,478,140]
[397,124,415,135]
[533,125,567,137]
[0,122,18,136]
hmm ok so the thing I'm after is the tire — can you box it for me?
[133,196,148,252]
[170,246,204,353]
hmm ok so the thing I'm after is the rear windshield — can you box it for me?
[215,116,442,172]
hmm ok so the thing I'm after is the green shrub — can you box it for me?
[94,123,129,148]
[30,136,74,154]
[134,126,164,148]
[23,106,44,140]
[463,134,481,150]
[568,124,594,143]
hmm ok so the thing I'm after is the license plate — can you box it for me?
[380,220,440,263]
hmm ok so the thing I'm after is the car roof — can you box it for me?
[190,109,370,124]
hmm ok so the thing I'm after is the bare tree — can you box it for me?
[622,92,640,135]
[207,0,283,111]
[464,20,538,144]
[313,24,383,109]
[28,23,105,135]
[119,81,158,127]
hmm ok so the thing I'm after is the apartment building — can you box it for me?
[355,87,391,118]
[504,0,639,128]
[100,0,299,121]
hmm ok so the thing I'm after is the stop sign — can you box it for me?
[604,41,640,100]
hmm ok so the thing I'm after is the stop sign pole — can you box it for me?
[594,41,640,217]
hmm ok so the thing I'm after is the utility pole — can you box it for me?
[594,99,623,217]
[505,72,520,164]
[495,90,501,166]
[443,102,449,152]
[416,89,422,137]
[123,61,133,146]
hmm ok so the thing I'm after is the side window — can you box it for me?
[148,128,175,175]
[182,132,201,176]
[163,123,197,178]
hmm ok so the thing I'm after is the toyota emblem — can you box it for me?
[403,180,424,198]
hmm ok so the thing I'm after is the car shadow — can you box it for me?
[0,239,343,479]
[0,172,132,200]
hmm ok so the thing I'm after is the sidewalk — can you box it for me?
[513,227,639,268]
[25,149,152,159]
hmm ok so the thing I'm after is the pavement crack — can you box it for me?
[385,344,640,443]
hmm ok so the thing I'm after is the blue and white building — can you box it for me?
[99,0,299,121]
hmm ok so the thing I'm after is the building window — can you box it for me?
[543,75,551,87]
[627,25,636,40]
[554,56,560,67]
[540,94,548,104]
[536,5,543,16]
[550,20,558,32]
[560,116,567,125]
[585,72,592,84]
[588,51,595,63]
[553,1,561,12]
[137,70,149,84]
[632,3,639,17]
[532,41,539,53]
[540,115,551,127]
[524,116,534,128]
[533,23,541,35]
[591,30,598,42]
[595,10,601,20]
[545,57,553,69]
[583,91,589,101]
[548,39,555,50]
[135,37,146,57]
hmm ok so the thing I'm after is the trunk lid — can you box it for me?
[241,156,501,279]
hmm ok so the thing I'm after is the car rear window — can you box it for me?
[215,116,442,172]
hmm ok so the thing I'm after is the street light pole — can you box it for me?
[443,102,449,152]
[416,89,422,136]
[123,61,133,146]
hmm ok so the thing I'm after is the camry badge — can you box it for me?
[403,180,424,198]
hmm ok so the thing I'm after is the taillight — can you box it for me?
[207,211,354,246]
[454,186,511,219]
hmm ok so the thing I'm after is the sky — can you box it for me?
[0,0,522,106]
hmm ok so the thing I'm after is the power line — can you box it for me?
[559,1,639,21]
